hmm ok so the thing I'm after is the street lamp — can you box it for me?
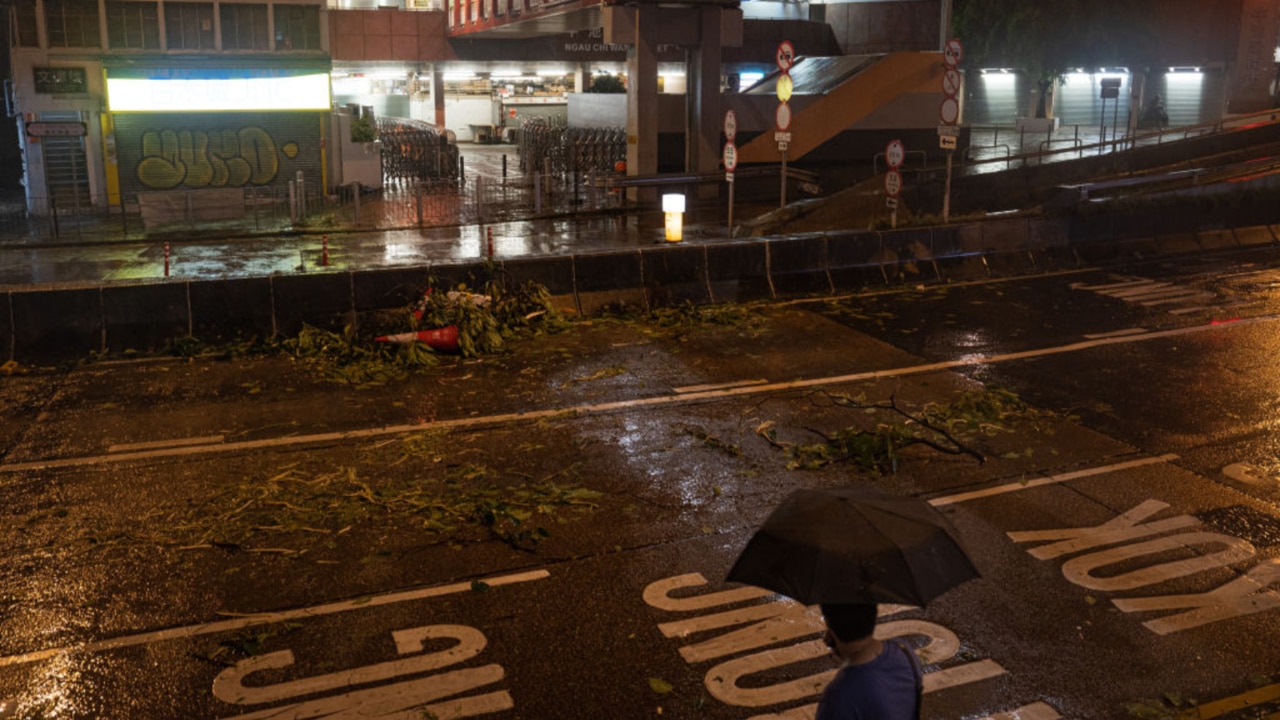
[663,193,685,243]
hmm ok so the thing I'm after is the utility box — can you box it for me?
[331,111,384,190]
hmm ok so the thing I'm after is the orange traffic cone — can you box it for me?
[375,325,459,351]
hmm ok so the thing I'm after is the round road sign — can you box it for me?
[942,68,962,96]
[775,73,793,103]
[943,38,964,67]
[940,96,960,125]
[884,170,902,197]
[776,41,795,72]
[885,139,905,169]
[724,110,737,142]
[775,102,792,132]
[723,142,738,172]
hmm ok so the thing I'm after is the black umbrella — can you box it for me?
[726,486,979,606]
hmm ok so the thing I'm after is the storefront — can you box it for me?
[102,62,332,202]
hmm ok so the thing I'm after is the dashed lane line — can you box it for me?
[2,315,1273,475]
[0,569,550,668]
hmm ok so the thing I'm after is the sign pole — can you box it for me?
[723,109,738,237]
[728,179,735,235]
[939,38,963,224]
[774,41,795,212]
[780,148,787,209]
[943,150,953,223]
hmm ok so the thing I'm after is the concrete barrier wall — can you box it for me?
[4,210,1279,363]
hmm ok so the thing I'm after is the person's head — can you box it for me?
[820,603,878,643]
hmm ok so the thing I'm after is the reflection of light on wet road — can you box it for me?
[383,243,421,262]
[23,652,104,719]
[614,416,706,505]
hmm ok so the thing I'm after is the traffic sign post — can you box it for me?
[884,169,902,228]
[775,41,796,210]
[723,109,738,236]
[775,41,795,73]
[943,38,963,68]
[885,139,905,170]
[939,38,962,223]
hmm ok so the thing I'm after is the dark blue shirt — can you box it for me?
[814,640,921,720]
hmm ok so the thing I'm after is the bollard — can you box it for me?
[321,235,329,266]
[415,179,424,225]
[502,154,507,179]
[486,226,494,259]
[164,242,170,277]
[352,181,361,224]
[533,172,542,214]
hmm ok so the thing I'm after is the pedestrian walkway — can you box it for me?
[0,142,732,289]
[2,112,1277,291]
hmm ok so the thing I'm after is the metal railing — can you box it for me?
[964,108,1280,175]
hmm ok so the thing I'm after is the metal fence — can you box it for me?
[378,117,460,187]
[518,118,626,177]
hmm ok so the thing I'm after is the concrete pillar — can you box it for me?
[625,5,659,204]
[574,63,589,93]
[686,5,721,197]
[433,66,446,129]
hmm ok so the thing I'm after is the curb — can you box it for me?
[4,212,1279,363]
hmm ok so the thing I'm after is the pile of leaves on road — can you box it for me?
[39,429,601,558]
[265,271,566,386]
[759,387,1056,474]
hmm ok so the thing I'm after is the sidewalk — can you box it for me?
[0,143,746,290]
[2,116,1274,291]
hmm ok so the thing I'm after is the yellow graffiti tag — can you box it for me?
[135,126,284,189]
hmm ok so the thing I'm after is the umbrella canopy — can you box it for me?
[726,486,979,606]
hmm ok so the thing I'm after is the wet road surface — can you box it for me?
[3,244,1280,718]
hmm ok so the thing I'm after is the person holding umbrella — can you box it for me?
[727,486,980,719]
[815,603,922,719]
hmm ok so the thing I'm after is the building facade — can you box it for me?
[7,0,331,213]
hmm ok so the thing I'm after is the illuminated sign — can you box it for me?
[107,74,330,112]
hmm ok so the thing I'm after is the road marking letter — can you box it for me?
[1113,558,1280,635]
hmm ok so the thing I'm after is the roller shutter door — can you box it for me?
[38,110,92,210]
[111,112,323,197]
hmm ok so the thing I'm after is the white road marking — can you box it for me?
[1140,292,1215,307]
[980,703,1062,720]
[1167,306,1211,315]
[1069,279,1153,292]
[1082,328,1147,339]
[2,315,1271,475]
[0,569,548,667]
[107,435,224,453]
[674,379,769,394]
[1106,282,1173,298]
[928,454,1180,506]
[1223,462,1270,484]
